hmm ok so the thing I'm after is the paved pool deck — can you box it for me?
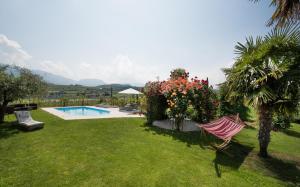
[153,119,200,132]
[42,106,143,120]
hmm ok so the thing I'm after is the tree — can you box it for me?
[170,68,189,80]
[0,65,47,123]
[224,24,300,157]
[251,0,300,27]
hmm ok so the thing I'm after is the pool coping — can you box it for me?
[41,106,143,120]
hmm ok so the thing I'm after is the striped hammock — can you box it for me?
[198,115,245,141]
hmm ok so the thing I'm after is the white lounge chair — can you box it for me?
[14,111,44,131]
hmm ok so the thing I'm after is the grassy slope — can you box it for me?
[0,110,299,186]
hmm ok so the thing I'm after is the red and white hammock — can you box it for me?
[198,114,245,150]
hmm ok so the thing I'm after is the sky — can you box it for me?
[0,0,274,86]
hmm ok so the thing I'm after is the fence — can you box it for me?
[13,96,143,108]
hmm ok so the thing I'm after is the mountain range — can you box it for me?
[1,63,143,87]
[32,69,105,86]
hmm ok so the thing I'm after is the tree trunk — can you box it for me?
[258,104,273,158]
[0,101,8,123]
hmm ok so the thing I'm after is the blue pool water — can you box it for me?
[55,106,110,116]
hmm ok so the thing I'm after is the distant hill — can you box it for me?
[97,84,142,92]
[77,79,105,87]
[32,69,105,86]
[0,64,142,88]
[32,69,76,85]
[47,83,142,97]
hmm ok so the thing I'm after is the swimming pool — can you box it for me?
[42,106,142,120]
[55,106,110,116]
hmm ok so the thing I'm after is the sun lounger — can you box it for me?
[119,103,140,114]
[14,111,44,131]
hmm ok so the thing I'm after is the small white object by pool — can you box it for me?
[42,106,142,120]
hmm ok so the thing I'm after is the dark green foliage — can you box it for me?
[186,105,198,121]
[224,24,300,157]
[190,85,218,123]
[144,81,168,124]
[293,111,300,123]
[202,87,218,122]
[218,84,251,121]
[273,114,291,129]
[146,95,168,124]
[170,68,189,80]
[0,65,46,123]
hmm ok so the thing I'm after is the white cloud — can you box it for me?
[1,34,222,86]
[71,55,159,85]
[99,54,158,84]
[0,34,31,66]
[37,60,75,78]
[79,62,92,69]
[0,34,76,79]
[0,34,226,86]
[0,36,160,84]
[0,34,157,84]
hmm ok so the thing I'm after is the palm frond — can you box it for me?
[251,0,300,27]
[265,22,300,41]
[267,0,300,27]
[225,21,300,112]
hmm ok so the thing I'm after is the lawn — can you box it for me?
[0,110,299,186]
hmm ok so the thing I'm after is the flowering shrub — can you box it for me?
[189,77,218,122]
[144,81,162,96]
[144,68,219,129]
[161,77,191,130]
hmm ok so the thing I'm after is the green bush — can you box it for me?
[273,114,291,130]
[190,81,218,123]
[291,107,300,123]
[147,95,168,124]
[144,81,168,124]
[218,84,250,121]
[186,105,198,120]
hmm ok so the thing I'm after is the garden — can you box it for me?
[0,2,300,186]
[0,110,299,186]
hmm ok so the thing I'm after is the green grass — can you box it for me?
[0,110,299,186]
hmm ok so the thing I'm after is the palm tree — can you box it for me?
[224,24,300,157]
[251,0,300,27]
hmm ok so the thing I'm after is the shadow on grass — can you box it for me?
[244,125,256,130]
[0,121,20,139]
[144,124,255,178]
[256,155,300,185]
[281,129,300,139]
[144,124,208,148]
[213,142,254,177]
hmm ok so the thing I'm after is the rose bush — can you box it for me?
[189,77,218,122]
[144,68,219,130]
[161,77,191,130]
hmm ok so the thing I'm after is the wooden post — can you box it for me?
[110,86,113,105]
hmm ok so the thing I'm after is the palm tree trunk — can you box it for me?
[258,104,273,158]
